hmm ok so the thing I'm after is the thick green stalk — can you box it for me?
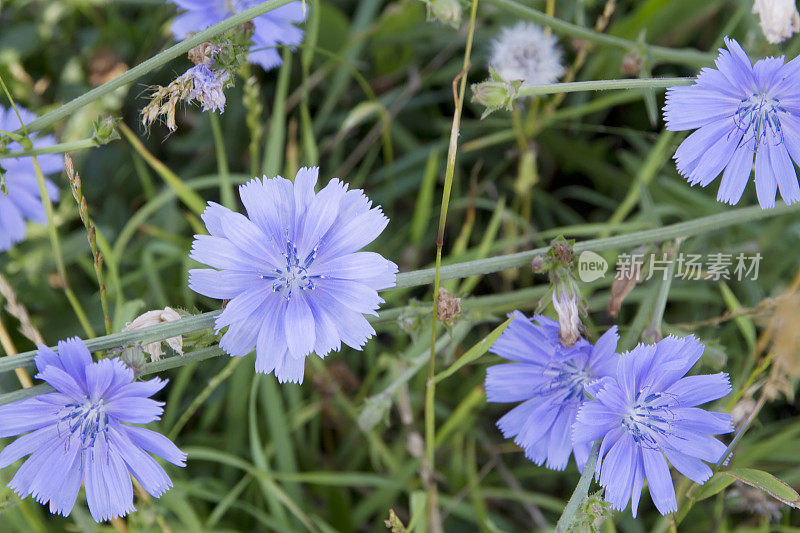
[555,441,601,532]
[395,202,799,290]
[483,0,714,67]
[0,138,96,159]
[516,77,692,98]
[11,1,294,136]
[1,202,796,375]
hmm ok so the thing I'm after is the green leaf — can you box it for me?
[691,468,800,508]
[726,468,800,508]
[689,472,735,502]
[433,314,514,383]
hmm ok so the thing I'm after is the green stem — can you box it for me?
[11,0,294,136]
[1,202,796,375]
[483,0,714,67]
[516,77,692,98]
[395,202,800,290]
[0,138,97,159]
[209,113,234,209]
[555,441,601,532]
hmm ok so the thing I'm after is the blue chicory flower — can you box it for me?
[573,335,733,517]
[188,167,398,383]
[168,0,305,71]
[664,37,800,208]
[485,311,620,471]
[0,105,62,252]
[0,338,186,522]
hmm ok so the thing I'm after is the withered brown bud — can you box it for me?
[188,42,214,65]
[552,243,574,265]
[606,261,642,318]
[620,53,643,77]
[531,254,547,273]
[436,287,462,325]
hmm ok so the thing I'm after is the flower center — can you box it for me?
[734,92,784,147]
[621,391,675,448]
[59,398,108,448]
[261,241,320,300]
[543,359,592,401]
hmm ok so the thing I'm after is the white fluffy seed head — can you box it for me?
[488,22,564,87]
[753,0,800,44]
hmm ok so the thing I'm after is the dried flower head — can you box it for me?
[436,287,462,325]
[122,307,184,361]
[753,0,800,44]
[489,22,564,87]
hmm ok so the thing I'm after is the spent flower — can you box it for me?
[0,338,186,521]
[189,167,398,383]
[574,336,733,516]
[753,0,800,44]
[486,312,619,471]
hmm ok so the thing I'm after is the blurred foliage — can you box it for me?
[0,0,799,531]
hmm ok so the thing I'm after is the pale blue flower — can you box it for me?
[0,105,61,251]
[185,63,228,113]
[486,312,619,471]
[169,0,305,71]
[189,167,397,383]
[0,338,186,522]
[574,336,733,517]
[664,37,800,208]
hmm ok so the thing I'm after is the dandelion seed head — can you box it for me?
[489,22,564,87]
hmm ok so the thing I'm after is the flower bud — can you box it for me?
[426,0,462,27]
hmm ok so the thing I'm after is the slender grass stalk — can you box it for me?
[0,75,96,338]
[643,239,682,343]
[425,1,480,529]
[168,356,243,439]
[263,48,292,177]
[0,138,96,159]
[0,316,33,388]
[209,113,234,209]
[483,0,714,67]
[65,155,112,335]
[119,122,208,215]
[10,0,294,136]
[555,441,600,532]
